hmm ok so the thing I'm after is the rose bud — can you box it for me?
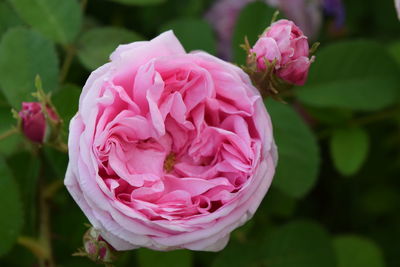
[205,0,322,60]
[65,31,277,252]
[250,19,314,86]
[82,227,118,264]
[18,102,59,144]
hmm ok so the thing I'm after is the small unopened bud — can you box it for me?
[18,102,59,144]
[245,19,317,97]
[77,227,118,264]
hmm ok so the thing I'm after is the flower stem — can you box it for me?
[17,236,49,261]
[317,106,400,139]
[38,152,55,267]
[58,141,69,153]
[39,181,54,267]
[59,0,89,84]
[0,127,18,141]
[350,107,400,126]
[48,139,68,153]
[59,45,76,83]
[81,0,88,12]
[43,180,64,199]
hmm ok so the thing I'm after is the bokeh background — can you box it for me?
[0,0,399,266]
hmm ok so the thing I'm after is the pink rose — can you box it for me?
[251,19,313,85]
[19,102,58,143]
[64,31,277,251]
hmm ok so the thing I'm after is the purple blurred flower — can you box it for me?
[205,0,322,60]
[323,0,345,28]
[277,0,322,40]
[205,0,253,60]
[395,0,400,20]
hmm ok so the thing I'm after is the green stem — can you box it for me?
[17,236,49,261]
[47,139,68,154]
[57,141,68,153]
[59,0,89,83]
[318,106,400,139]
[81,0,88,12]
[0,127,18,141]
[39,183,54,267]
[350,107,400,126]
[43,180,64,199]
[38,152,55,267]
[59,45,76,83]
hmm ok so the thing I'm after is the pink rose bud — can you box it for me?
[250,19,314,86]
[18,102,59,143]
[83,227,118,264]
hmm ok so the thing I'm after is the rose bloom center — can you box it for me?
[91,55,261,221]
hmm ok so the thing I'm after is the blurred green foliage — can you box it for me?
[296,41,400,111]
[0,0,399,266]
[267,100,320,198]
[0,28,59,107]
[77,27,143,70]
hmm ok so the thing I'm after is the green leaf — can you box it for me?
[133,0,204,35]
[0,1,23,38]
[9,0,82,44]
[52,84,80,134]
[298,78,399,111]
[0,157,23,256]
[0,245,36,266]
[109,0,166,5]
[7,152,40,235]
[262,221,336,267]
[43,146,68,179]
[262,188,297,218]
[0,28,59,108]
[232,2,276,65]
[333,235,385,267]
[211,240,260,267]
[388,41,400,67]
[303,106,353,126]
[266,100,320,198]
[369,0,400,36]
[0,90,8,107]
[52,257,98,267]
[216,222,333,267]
[77,27,143,70]
[359,186,400,216]
[52,196,93,264]
[160,18,216,54]
[0,107,22,156]
[330,127,369,176]
[296,40,400,111]
[137,249,192,267]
